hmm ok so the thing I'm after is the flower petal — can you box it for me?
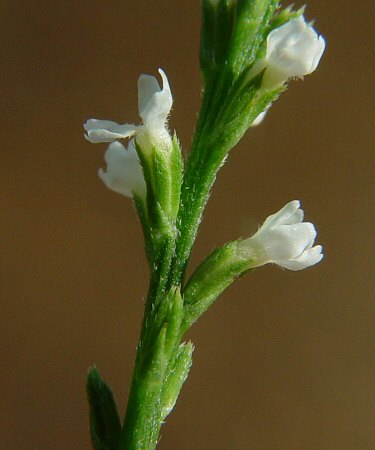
[311,35,326,72]
[137,68,173,130]
[84,119,124,132]
[285,207,304,225]
[84,120,137,143]
[261,222,317,260]
[278,245,323,271]
[262,200,301,229]
[138,75,162,120]
[98,140,145,198]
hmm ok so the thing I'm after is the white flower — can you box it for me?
[238,200,323,271]
[261,16,325,89]
[84,68,173,150]
[98,140,146,199]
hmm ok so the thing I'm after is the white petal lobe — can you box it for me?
[98,141,146,198]
[138,68,173,131]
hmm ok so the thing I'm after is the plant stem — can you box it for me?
[118,236,178,450]
[118,357,164,449]
[118,72,237,450]
[170,81,229,286]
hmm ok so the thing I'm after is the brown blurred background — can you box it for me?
[2,0,375,449]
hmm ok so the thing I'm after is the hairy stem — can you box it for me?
[118,235,177,450]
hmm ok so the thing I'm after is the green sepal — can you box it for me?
[161,342,194,420]
[135,136,182,229]
[135,140,165,231]
[133,193,153,264]
[182,241,252,332]
[86,366,122,450]
[229,0,279,79]
[270,4,305,31]
[151,149,175,223]
[170,134,183,221]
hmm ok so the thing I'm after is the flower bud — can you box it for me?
[237,200,323,270]
[262,16,325,89]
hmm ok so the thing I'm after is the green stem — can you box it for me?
[170,71,270,287]
[118,235,177,450]
[171,155,221,285]
[170,80,230,286]
[118,358,164,449]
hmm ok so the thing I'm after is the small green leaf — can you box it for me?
[86,366,121,450]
